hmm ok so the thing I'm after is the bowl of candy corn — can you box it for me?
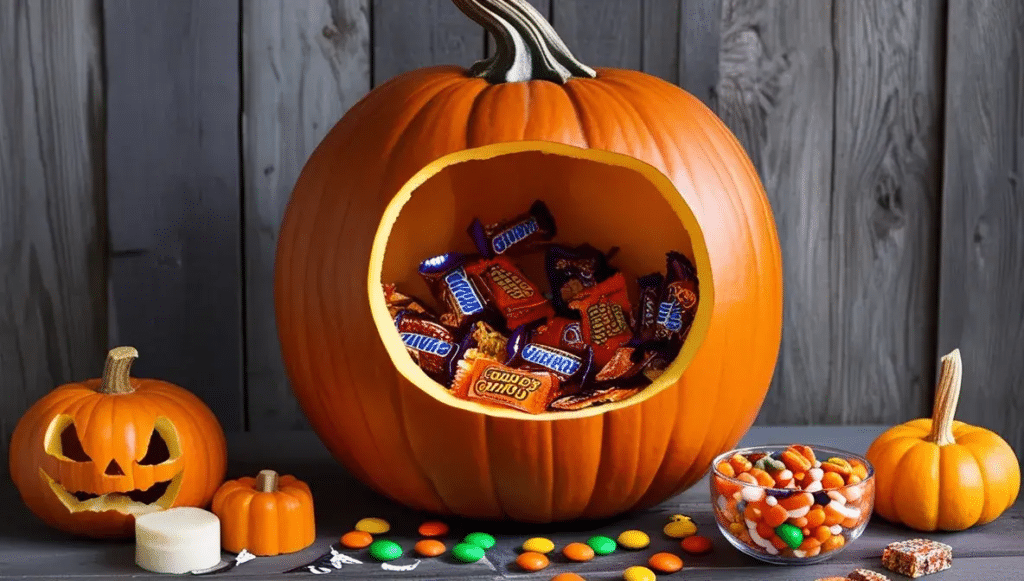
[710,444,875,565]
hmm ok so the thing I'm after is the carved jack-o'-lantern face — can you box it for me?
[9,347,227,538]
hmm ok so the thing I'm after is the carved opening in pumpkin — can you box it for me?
[369,141,713,420]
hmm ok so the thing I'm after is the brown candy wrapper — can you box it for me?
[468,200,557,258]
[529,317,587,355]
[457,358,558,414]
[418,253,493,329]
[394,310,458,381]
[657,251,699,345]
[548,385,643,411]
[465,256,554,329]
[568,273,634,368]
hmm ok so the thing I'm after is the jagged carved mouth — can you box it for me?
[40,469,183,515]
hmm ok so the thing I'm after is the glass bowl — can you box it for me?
[709,444,875,565]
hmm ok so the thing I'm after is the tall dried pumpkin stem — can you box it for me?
[452,0,596,83]
[99,346,139,395]
[256,469,279,492]
[927,348,963,446]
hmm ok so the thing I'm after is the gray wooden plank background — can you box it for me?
[2,0,1023,461]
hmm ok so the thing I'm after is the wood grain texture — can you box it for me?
[371,0,485,86]
[827,1,945,424]
[104,0,244,430]
[552,0,641,70]
[243,0,371,430]
[938,0,1024,461]
[716,0,835,425]
[0,0,106,447]
[679,0,722,107]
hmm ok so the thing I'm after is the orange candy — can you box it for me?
[648,552,684,573]
[850,459,869,480]
[821,534,845,552]
[414,539,446,557]
[781,449,812,472]
[813,525,832,542]
[340,530,373,549]
[417,520,449,537]
[681,535,713,554]
[748,468,776,487]
[516,551,550,571]
[729,453,753,474]
[563,542,595,562]
[716,461,735,478]
[763,504,789,528]
[806,507,826,528]
[820,471,845,490]
[550,574,586,581]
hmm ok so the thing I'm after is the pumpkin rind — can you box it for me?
[275,6,782,520]
[8,350,227,538]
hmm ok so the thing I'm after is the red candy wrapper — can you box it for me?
[465,256,554,329]
[394,310,458,382]
[568,273,634,367]
[528,316,587,355]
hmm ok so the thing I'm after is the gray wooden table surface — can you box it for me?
[2,426,1021,580]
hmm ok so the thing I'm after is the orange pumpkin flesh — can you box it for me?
[866,349,1021,531]
[275,2,782,521]
[8,347,227,538]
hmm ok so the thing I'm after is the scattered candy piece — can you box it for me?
[463,532,496,550]
[617,530,650,550]
[563,542,595,562]
[815,578,852,581]
[680,535,712,554]
[551,573,586,581]
[847,569,890,581]
[414,539,446,557]
[516,551,550,571]
[623,565,657,581]
[881,539,952,578]
[647,552,683,573]
[522,537,556,554]
[774,523,804,549]
[367,539,402,561]
[355,517,391,534]
[417,520,449,537]
[663,515,697,538]
[451,542,485,563]
[587,535,617,555]
[340,530,373,549]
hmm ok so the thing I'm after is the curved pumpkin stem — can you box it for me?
[452,0,596,83]
[99,346,139,395]
[256,469,279,492]
[927,348,963,446]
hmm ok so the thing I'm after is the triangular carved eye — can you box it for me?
[60,424,91,462]
[105,459,125,475]
[139,429,170,465]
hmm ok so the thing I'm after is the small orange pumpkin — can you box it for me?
[866,349,1020,531]
[8,347,227,538]
[212,469,315,556]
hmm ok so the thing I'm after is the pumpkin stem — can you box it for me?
[99,346,139,395]
[256,469,279,492]
[927,348,963,446]
[452,0,596,84]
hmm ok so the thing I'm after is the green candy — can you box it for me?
[368,539,403,561]
[463,532,496,550]
[774,523,804,549]
[586,535,617,555]
[451,542,486,563]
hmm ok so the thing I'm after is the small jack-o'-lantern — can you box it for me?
[8,347,227,538]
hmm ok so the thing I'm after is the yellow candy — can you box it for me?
[522,537,555,554]
[623,565,657,581]
[355,517,391,534]
[663,514,697,539]
[617,529,651,550]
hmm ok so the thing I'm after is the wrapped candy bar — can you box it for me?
[545,243,617,316]
[506,329,594,386]
[418,252,493,329]
[382,283,433,319]
[457,358,558,414]
[593,347,658,385]
[659,251,699,344]
[881,539,952,578]
[468,200,556,258]
[548,385,642,411]
[567,273,634,368]
[465,255,554,329]
[394,310,458,382]
[527,316,587,355]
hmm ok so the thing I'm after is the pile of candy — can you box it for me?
[386,200,699,414]
[711,445,874,559]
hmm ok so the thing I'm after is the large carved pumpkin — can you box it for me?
[8,347,227,538]
[275,0,782,521]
